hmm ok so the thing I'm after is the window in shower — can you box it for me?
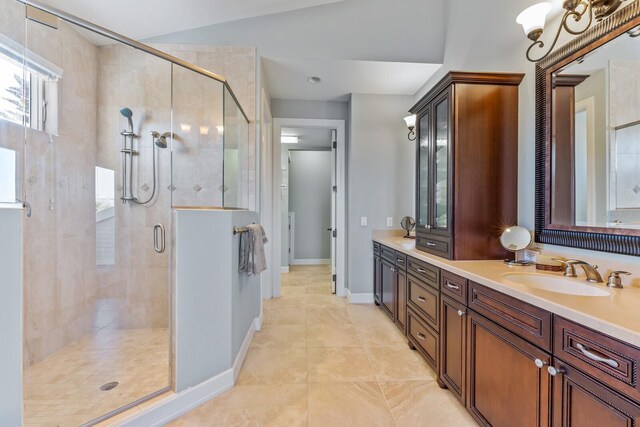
[96,166,115,266]
[0,34,61,134]
[0,146,16,203]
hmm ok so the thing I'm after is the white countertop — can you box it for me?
[373,232,640,348]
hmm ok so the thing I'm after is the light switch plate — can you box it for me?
[386,217,393,227]
[361,217,367,226]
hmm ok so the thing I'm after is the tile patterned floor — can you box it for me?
[171,265,476,426]
[24,328,170,427]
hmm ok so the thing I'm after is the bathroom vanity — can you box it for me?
[373,234,640,427]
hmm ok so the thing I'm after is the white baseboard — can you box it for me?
[121,317,259,427]
[291,259,330,265]
[281,266,290,273]
[233,317,258,382]
[347,290,374,304]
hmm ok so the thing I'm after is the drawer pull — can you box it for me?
[548,366,566,376]
[446,282,460,290]
[417,268,427,273]
[457,310,465,317]
[416,332,426,341]
[417,296,427,303]
[576,343,620,368]
[397,258,405,264]
[426,242,437,247]
[534,358,547,369]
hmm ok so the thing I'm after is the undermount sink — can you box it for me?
[503,273,612,297]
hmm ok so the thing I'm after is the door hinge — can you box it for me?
[332,230,337,238]
[332,141,337,149]
[332,274,336,282]
[332,185,337,192]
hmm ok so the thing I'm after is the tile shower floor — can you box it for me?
[171,265,476,426]
[24,328,170,427]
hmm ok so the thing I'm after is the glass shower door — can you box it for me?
[21,15,172,426]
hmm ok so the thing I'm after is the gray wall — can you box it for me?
[174,209,260,392]
[289,150,332,261]
[0,208,23,426]
[271,99,349,121]
[348,94,415,294]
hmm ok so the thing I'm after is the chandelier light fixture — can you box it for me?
[517,0,628,62]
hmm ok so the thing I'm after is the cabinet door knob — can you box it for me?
[534,359,547,369]
[547,366,566,376]
[457,310,465,317]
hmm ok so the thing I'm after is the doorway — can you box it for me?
[269,118,346,297]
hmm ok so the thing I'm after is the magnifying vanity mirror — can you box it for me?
[535,3,640,256]
[500,226,534,266]
[400,216,416,239]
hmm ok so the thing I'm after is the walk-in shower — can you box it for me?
[0,0,253,425]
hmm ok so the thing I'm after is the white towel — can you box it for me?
[239,224,268,276]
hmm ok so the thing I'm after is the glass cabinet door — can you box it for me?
[417,109,431,227]
[432,92,450,233]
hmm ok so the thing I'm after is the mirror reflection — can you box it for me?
[551,30,640,231]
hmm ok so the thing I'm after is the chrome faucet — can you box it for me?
[553,259,603,283]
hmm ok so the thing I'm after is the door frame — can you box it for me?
[270,118,346,297]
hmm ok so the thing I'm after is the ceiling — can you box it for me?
[39,0,446,101]
[39,0,345,41]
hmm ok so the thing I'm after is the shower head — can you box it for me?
[151,131,171,149]
[120,107,134,132]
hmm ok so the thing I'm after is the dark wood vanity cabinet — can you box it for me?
[439,296,467,404]
[467,310,552,427]
[375,244,408,331]
[372,243,640,427]
[551,360,640,427]
[373,243,381,305]
[380,258,395,319]
[411,72,524,260]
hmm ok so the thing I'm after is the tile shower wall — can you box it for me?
[21,20,100,366]
[95,43,172,331]
[610,60,640,218]
[150,43,257,210]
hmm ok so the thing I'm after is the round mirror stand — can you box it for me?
[500,226,534,267]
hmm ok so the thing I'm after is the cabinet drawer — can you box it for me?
[407,257,439,289]
[381,245,395,262]
[373,242,380,255]
[407,275,439,330]
[395,252,407,270]
[468,281,552,352]
[408,309,439,370]
[416,236,450,258]
[554,316,640,402]
[441,270,467,305]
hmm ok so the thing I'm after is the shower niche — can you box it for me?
[0,0,253,425]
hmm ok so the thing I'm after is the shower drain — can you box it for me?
[100,381,119,391]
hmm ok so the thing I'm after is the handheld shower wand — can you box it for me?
[119,107,134,133]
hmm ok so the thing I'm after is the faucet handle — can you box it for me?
[607,271,631,289]
[552,258,577,277]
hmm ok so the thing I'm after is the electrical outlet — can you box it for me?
[386,217,393,227]
[361,216,368,226]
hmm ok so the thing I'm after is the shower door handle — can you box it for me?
[153,224,166,253]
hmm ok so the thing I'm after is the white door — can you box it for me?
[330,129,337,294]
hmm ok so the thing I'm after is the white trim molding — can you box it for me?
[280,266,290,273]
[291,259,330,265]
[347,290,375,304]
[120,317,260,426]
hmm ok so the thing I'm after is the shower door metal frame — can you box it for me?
[17,0,250,123]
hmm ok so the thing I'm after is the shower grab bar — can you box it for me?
[153,224,166,253]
